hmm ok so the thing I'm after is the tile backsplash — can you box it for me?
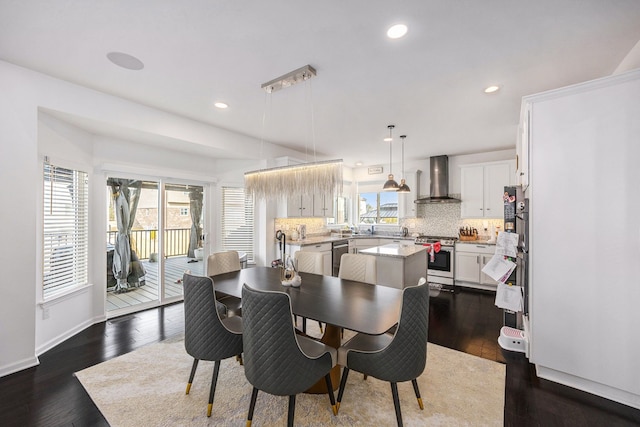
[274,218,326,239]
[275,198,504,241]
[401,194,504,238]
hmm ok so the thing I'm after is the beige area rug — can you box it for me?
[76,327,505,426]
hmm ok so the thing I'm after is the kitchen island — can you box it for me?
[360,243,427,289]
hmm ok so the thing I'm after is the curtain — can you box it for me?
[188,188,203,258]
[109,179,144,293]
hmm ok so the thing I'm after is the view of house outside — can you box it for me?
[106,184,201,260]
[359,192,398,224]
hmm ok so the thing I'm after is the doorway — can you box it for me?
[106,177,206,315]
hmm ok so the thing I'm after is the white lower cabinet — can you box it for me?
[455,243,498,290]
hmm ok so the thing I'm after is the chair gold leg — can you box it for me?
[207,403,213,417]
[236,354,243,365]
[412,378,424,410]
[186,358,198,395]
[246,421,252,427]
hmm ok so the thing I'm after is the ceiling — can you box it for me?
[2,0,640,167]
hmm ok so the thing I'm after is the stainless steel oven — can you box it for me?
[415,236,457,288]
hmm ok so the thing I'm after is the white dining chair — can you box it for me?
[293,251,325,334]
[338,254,377,285]
[207,250,241,276]
[207,251,242,316]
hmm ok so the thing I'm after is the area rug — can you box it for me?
[75,328,505,426]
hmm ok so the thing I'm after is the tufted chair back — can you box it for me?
[207,251,241,276]
[294,250,325,275]
[338,254,377,285]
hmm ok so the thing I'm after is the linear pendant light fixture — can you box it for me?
[397,134,411,193]
[245,64,343,200]
[382,125,399,191]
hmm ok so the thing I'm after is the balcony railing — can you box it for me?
[107,228,192,260]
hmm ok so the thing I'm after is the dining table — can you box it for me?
[211,266,404,393]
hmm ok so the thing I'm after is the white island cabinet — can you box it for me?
[359,243,427,289]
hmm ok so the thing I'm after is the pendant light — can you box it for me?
[382,125,399,191]
[397,135,411,193]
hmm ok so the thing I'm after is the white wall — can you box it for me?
[0,62,39,376]
[0,59,306,377]
[36,112,102,354]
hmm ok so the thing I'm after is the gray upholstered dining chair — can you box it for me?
[207,250,243,316]
[183,273,243,417]
[241,283,338,427]
[336,277,429,427]
[293,250,325,334]
[338,253,377,285]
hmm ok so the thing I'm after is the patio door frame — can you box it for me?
[104,168,213,319]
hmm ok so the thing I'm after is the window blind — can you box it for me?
[221,187,254,263]
[43,164,89,298]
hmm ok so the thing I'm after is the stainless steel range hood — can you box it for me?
[414,155,461,204]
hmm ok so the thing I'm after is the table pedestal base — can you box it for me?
[305,324,341,394]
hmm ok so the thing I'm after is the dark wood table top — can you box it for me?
[212,266,403,335]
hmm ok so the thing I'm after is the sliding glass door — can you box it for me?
[162,183,205,299]
[106,178,160,312]
[106,177,206,315]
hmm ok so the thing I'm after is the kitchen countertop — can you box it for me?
[286,235,348,246]
[359,243,426,258]
[456,239,496,245]
[286,234,414,246]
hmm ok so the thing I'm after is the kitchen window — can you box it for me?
[221,187,254,263]
[43,163,89,299]
[358,192,398,224]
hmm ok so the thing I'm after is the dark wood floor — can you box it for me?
[1,288,639,426]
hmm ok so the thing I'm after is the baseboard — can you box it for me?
[0,355,39,378]
[536,365,640,410]
[36,314,106,356]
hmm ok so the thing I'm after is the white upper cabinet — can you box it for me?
[460,161,515,218]
[312,193,334,217]
[287,194,313,217]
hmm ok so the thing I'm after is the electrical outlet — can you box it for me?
[43,307,50,320]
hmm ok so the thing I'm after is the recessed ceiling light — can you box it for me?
[484,85,500,93]
[214,102,228,109]
[106,52,144,70]
[355,161,363,167]
[387,24,408,39]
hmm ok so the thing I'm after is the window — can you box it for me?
[221,187,254,263]
[327,195,350,225]
[43,163,89,298]
[358,192,398,224]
